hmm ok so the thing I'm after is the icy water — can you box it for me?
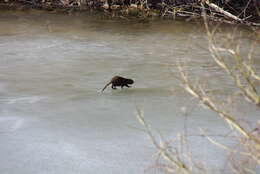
[0,10,259,174]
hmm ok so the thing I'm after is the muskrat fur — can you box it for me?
[102,76,134,92]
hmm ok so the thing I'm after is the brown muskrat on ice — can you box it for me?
[102,76,134,92]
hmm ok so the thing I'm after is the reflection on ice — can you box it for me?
[0,116,24,133]
[0,96,46,104]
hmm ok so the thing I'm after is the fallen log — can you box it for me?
[204,0,243,23]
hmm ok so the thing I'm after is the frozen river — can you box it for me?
[0,10,259,174]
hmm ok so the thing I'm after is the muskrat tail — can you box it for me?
[101,81,112,92]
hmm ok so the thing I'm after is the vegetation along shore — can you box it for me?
[1,0,260,26]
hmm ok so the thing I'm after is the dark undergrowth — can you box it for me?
[0,0,259,26]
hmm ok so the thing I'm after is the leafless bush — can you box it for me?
[137,6,260,174]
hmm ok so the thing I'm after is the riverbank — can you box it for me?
[0,0,259,26]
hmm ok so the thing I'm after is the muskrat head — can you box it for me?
[127,79,134,84]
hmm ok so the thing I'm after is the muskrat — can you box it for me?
[102,76,134,92]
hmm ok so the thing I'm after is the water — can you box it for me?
[0,10,259,174]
